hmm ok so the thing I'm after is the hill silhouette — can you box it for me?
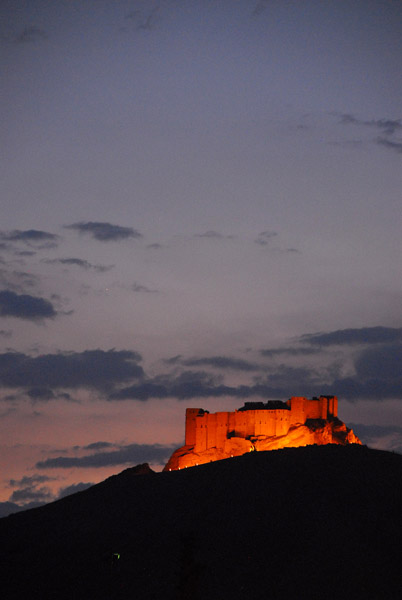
[1,445,402,599]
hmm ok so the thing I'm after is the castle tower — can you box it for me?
[324,395,338,418]
[288,397,306,424]
[185,408,204,446]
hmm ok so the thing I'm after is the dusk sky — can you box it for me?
[1,0,402,514]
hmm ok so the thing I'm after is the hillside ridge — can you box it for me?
[1,445,401,600]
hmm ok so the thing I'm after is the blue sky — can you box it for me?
[1,0,401,514]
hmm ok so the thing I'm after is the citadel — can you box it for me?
[164,395,361,470]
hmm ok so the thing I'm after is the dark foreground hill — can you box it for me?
[1,445,402,600]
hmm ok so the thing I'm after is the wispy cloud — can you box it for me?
[260,346,321,357]
[43,258,114,272]
[340,114,402,135]
[300,327,402,346]
[131,282,159,293]
[83,441,116,451]
[376,137,402,154]
[13,26,49,44]
[195,231,234,240]
[0,269,40,293]
[121,7,160,33]
[254,231,278,246]
[337,114,402,155]
[181,355,261,372]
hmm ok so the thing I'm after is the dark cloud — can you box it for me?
[0,229,57,243]
[110,346,402,402]
[5,470,71,512]
[340,114,402,136]
[43,258,113,272]
[8,474,54,488]
[349,423,402,439]
[65,221,142,242]
[0,501,43,518]
[0,229,59,249]
[254,231,278,246]
[14,250,37,257]
[354,343,402,381]
[57,482,94,498]
[109,368,299,401]
[182,356,261,372]
[300,326,402,346]
[36,443,176,469]
[314,342,402,401]
[0,329,12,338]
[10,485,53,503]
[131,282,158,293]
[0,290,57,320]
[347,423,402,453]
[5,471,92,514]
[376,137,402,154]
[110,370,232,401]
[0,349,143,392]
[260,341,402,401]
[265,364,320,386]
[146,243,163,249]
[26,387,56,401]
[13,26,49,44]
[1,477,94,516]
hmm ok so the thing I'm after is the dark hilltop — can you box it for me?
[1,444,402,599]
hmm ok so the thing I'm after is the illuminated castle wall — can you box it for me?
[185,396,338,454]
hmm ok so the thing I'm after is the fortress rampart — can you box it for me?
[163,395,361,471]
[186,396,338,454]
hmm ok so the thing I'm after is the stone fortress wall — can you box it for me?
[186,396,338,454]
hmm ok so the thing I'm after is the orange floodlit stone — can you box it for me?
[164,396,361,470]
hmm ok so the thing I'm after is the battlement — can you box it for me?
[186,396,338,453]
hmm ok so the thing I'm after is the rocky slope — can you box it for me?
[165,416,361,470]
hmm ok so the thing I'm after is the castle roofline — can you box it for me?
[238,401,290,411]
